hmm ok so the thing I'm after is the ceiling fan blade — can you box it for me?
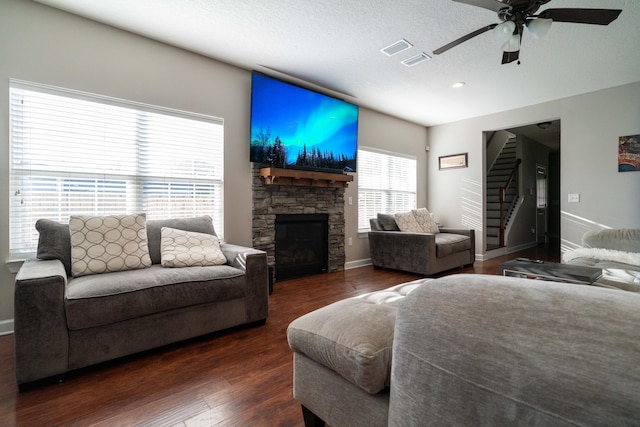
[433,24,497,55]
[538,8,622,25]
[502,49,519,64]
[453,0,511,13]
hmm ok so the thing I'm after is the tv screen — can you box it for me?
[250,72,358,174]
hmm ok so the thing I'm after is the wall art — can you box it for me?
[439,153,468,170]
[619,134,640,172]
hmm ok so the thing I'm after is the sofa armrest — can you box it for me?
[389,274,640,426]
[438,227,470,236]
[14,259,69,385]
[220,243,269,322]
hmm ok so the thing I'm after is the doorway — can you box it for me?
[484,120,561,257]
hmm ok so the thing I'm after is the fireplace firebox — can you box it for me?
[275,214,328,281]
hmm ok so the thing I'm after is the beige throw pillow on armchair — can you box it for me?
[394,208,439,234]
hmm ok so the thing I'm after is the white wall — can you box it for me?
[345,109,428,266]
[0,0,427,328]
[428,82,640,257]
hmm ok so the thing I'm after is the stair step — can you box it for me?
[486,188,517,196]
[492,162,517,170]
[486,218,500,227]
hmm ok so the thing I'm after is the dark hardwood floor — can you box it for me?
[0,243,558,427]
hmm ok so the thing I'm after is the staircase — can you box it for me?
[486,138,520,250]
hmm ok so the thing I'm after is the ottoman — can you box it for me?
[287,278,431,427]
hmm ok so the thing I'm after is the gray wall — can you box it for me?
[428,82,640,259]
[0,0,427,330]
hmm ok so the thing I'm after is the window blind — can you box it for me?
[9,80,224,256]
[357,147,417,231]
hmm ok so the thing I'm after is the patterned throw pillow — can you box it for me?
[69,213,152,277]
[160,227,227,268]
[394,211,423,233]
[412,208,440,234]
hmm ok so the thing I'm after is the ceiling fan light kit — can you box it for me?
[435,0,622,64]
[526,17,552,39]
[493,20,516,41]
[502,34,521,53]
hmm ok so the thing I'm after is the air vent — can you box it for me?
[401,53,431,67]
[381,39,413,56]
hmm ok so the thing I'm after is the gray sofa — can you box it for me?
[14,216,268,386]
[563,228,640,292]
[368,214,475,275]
[288,274,640,426]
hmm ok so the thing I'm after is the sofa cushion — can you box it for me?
[147,216,217,265]
[69,214,152,277]
[377,213,400,231]
[287,280,429,395]
[435,233,471,257]
[65,264,246,330]
[35,218,72,276]
[160,227,226,267]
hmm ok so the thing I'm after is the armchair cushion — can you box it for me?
[435,233,472,257]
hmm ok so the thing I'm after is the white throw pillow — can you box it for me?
[160,227,227,268]
[412,208,440,234]
[69,213,152,277]
[394,211,423,233]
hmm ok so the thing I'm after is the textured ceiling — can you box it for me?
[34,0,640,127]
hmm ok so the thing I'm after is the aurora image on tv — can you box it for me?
[250,72,358,173]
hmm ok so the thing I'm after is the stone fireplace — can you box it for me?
[251,165,347,282]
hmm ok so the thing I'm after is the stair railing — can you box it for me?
[498,158,521,247]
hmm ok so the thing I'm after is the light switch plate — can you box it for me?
[568,193,580,203]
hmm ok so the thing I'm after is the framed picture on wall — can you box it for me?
[439,153,468,170]
[618,135,640,172]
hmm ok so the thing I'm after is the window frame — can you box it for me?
[9,79,224,258]
[357,146,417,233]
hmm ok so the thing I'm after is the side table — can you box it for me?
[499,258,602,285]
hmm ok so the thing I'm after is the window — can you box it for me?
[536,165,547,208]
[357,147,417,231]
[9,80,224,256]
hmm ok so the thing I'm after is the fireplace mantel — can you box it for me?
[259,167,354,188]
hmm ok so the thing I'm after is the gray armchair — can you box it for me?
[368,215,475,276]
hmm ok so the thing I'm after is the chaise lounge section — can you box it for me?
[288,274,640,426]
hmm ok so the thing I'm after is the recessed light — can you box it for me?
[452,82,466,88]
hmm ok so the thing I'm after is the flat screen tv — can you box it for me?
[250,72,358,174]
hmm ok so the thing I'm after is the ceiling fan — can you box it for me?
[433,0,622,64]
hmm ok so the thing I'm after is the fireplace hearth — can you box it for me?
[275,214,328,281]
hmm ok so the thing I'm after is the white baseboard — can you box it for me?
[479,242,538,261]
[0,319,14,336]
[345,259,371,270]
